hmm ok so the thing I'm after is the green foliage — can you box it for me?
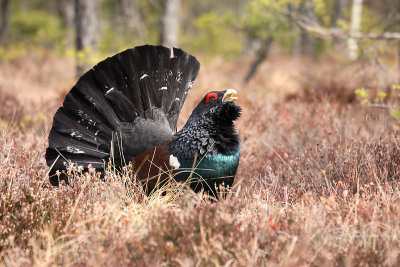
[138,0,163,45]
[235,0,345,55]
[0,43,28,61]
[374,91,387,103]
[182,11,243,57]
[76,47,101,68]
[355,85,400,122]
[392,84,400,91]
[355,87,370,105]
[355,87,369,99]
[239,0,295,50]
[390,109,400,121]
[10,10,65,48]
[0,0,399,60]
[360,6,382,34]
[313,0,330,25]
[98,25,132,53]
[355,88,388,104]
[386,86,400,122]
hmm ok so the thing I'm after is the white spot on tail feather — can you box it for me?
[70,131,82,138]
[66,146,85,154]
[160,86,167,91]
[140,74,149,80]
[176,71,182,82]
[169,155,180,169]
[105,87,114,95]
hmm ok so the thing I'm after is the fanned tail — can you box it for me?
[46,45,200,185]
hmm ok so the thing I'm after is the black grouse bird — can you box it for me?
[46,45,241,196]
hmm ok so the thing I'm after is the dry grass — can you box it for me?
[1,52,400,266]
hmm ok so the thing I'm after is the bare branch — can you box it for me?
[285,10,400,41]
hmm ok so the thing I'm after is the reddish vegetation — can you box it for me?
[1,54,400,266]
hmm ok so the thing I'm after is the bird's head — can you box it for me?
[189,89,241,124]
[171,89,241,159]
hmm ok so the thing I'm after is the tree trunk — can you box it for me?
[160,0,181,48]
[0,0,9,46]
[298,1,316,55]
[347,0,363,60]
[115,0,145,43]
[56,0,75,48]
[244,36,274,83]
[331,0,346,49]
[397,0,400,82]
[75,0,99,77]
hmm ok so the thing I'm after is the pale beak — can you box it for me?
[222,89,238,102]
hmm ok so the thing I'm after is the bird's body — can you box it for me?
[46,45,241,196]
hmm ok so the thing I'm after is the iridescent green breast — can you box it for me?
[174,151,240,193]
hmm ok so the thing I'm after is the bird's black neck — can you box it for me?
[169,104,241,161]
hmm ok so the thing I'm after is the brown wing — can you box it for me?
[131,140,174,194]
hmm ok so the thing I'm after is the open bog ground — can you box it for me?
[1,54,400,266]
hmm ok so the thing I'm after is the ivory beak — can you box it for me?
[222,89,238,102]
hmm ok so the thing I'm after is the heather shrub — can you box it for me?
[1,55,400,266]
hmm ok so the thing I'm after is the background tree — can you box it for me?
[1,0,400,77]
[330,0,346,49]
[56,0,74,48]
[0,0,9,46]
[75,0,99,77]
[297,0,316,55]
[237,0,293,81]
[160,0,181,48]
[115,0,145,43]
[397,1,400,81]
[347,0,363,60]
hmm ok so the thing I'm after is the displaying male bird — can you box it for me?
[46,45,241,196]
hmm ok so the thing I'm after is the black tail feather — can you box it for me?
[46,45,200,181]
[52,108,108,146]
[63,89,114,136]
[105,90,138,122]
[46,147,105,170]
[75,75,122,129]
[48,129,109,158]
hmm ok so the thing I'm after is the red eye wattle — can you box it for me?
[205,93,218,103]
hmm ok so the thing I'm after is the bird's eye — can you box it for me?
[205,93,218,103]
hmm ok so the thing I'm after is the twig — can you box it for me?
[284,9,400,41]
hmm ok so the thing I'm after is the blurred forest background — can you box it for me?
[1,0,400,81]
